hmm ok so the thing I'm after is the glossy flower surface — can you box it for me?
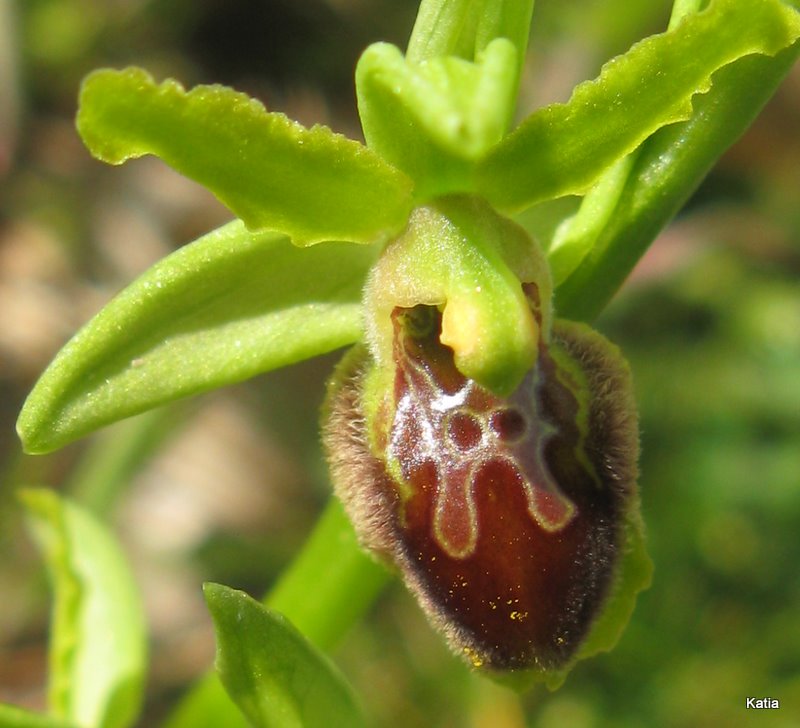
[325,250,643,675]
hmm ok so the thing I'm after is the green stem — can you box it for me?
[555,42,800,321]
[267,498,389,649]
[668,0,704,30]
[162,499,389,728]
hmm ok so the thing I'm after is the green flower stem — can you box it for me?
[164,499,388,728]
[267,499,389,649]
[554,42,800,322]
[668,0,704,30]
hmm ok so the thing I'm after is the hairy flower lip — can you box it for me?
[324,303,640,675]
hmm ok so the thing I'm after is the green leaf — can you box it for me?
[77,67,413,246]
[203,583,365,728]
[0,704,78,728]
[356,38,517,198]
[17,220,377,454]
[163,499,388,728]
[20,489,147,728]
[477,0,800,212]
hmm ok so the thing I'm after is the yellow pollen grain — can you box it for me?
[509,610,529,621]
[463,646,484,668]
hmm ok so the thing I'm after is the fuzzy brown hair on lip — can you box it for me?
[323,302,639,675]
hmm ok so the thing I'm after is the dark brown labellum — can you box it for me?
[324,295,639,675]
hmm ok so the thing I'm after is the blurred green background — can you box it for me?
[1,1,798,726]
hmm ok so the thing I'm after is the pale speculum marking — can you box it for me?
[387,311,576,560]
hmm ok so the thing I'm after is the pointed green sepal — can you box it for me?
[17,221,377,453]
[77,67,413,246]
[478,0,800,212]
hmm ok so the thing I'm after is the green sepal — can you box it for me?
[17,220,377,454]
[364,196,552,397]
[77,67,413,246]
[555,42,800,321]
[203,583,365,728]
[477,0,800,212]
[20,489,147,728]
[357,38,517,199]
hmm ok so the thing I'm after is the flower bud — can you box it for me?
[323,201,649,682]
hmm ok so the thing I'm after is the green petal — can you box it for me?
[20,489,147,728]
[364,196,552,396]
[17,220,377,454]
[77,67,413,246]
[406,0,535,73]
[478,0,800,212]
[204,584,365,728]
[356,38,517,198]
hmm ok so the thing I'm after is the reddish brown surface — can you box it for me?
[376,306,619,670]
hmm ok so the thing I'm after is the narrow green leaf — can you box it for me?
[77,67,413,246]
[357,38,517,198]
[20,489,147,728]
[204,584,366,728]
[0,704,78,728]
[163,499,388,728]
[17,220,377,454]
[478,0,800,212]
